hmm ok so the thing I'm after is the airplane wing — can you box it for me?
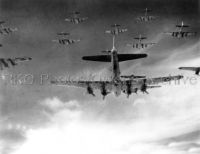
[149,15,157,19]
[121,75,146,79]
[119,28,128,33]
[82,54,147,62]
[143,43,156,47]
[51,80,110,89]
[146,43,156,45]
[121,75,183,96]
[121,79,161,96]
[111,24,121,27]
[57,32,70,36]
[176,25,189,28]
[82,55,111,62]
[64,18,71,22]
[118,54,147,62]
[13,57,32,63]
[144,75,183,85]
[135,17,143,22]
[179,67,200,75]
[163,32,173,35]
[81,17,88,21]
[51,79,113,97]
[184,32,197,36]
[105,30,112,34]
[0,21,5,25]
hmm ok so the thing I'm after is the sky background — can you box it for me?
[0,0,200,154]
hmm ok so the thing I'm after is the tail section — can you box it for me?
[111,35,116,52]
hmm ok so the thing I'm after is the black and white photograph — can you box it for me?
[0,0,200,154]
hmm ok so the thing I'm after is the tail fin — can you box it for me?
[111,35,116,52]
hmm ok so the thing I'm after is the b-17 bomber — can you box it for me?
[65,11,88,24]
[52,32,80,45]
[51,35,183,99]
[164,21,197,38]
[0,21,18,35]
[52,38,81,45]
[136,8,157,22]
[105,24,127,36]
[0,57,32,70]
[127,34,156,49]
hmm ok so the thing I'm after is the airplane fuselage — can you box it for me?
[110,49,122,96]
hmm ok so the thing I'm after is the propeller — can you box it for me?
[101,82,110,100]
[86,85,95,97]
[140,79,149,94]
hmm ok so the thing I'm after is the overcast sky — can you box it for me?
[0,0,200,154]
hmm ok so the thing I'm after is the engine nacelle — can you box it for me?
[87,85,95,96]
[100,83,110,100]
[140,79,149,94]
[123,80,133,98]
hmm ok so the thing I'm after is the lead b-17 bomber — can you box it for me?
[51,31,183,99]
[52,32,80,45]
[164,21,197,38]
[127,34,156,50]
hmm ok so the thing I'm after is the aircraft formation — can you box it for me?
[52,33,183,99]
[0,21,32,70]
[51,10,198,100]
[0,10,198,100]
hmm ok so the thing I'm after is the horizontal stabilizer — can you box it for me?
[82,54,147,62]
[176,25,189,28]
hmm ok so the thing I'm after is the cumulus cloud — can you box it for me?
[10,80,200,154]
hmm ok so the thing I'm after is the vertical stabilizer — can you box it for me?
[111,35,116,52]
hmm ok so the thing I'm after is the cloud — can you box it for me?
[41,97,80,111]
[11,85,200,154]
